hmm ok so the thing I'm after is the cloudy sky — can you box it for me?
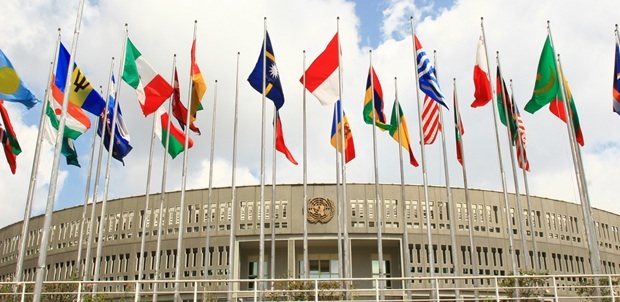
[1,0,619,229]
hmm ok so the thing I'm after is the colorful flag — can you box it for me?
[154,107,194,159]
[43,75,91,141]
[549,74,584,146]
[613,40,620,115]
[331,100,355,163]
[471,36,493,108]
[0,100,21,173]
[189,38,206,119]
[362,66,391,131]
[97,75,133,165]
[0,49,39,109]
[61,137,80,167]
[414,35,447,109]
[496,66,519,143]
[171,68,201,134]
[274,111,298,165]
[524,35,560,114]
[55,42,106,116]
[453,90,465,166]
[122,38,174,116]
[248,31,285,110]
[422,95,441,145]
[512,98,530,171]
[389,100,418,166]
[300,33,340,106]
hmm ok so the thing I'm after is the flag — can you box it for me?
[0,49,39,109]
[414,35,447,109]
[61,137,80,167]
[496,66,519,143]
[154,107,194,159]
[362,66,391,131]
[331,100,355,163]
[97,75,133,165]
[422,95,441,144]
[524,35,560,114]
[471,36,493,108]
[189,37,206,119]
[300,33,340,106]
[512,98,530,171]
[274,111,298,165]
[548,74,584,146]
[248,31,285,110]
[55,42,106,116]
[389,100,418,166]
[613,40,620,115]
[453,90,465,166]
[44,75,91,141]
[0,100,20,173]
[122,38,174,116]
[171,68,201,134]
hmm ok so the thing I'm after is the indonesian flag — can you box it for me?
[154,107,194,159]
[471,36,492,108]
[300,33,340,106]
[122,38,174,116]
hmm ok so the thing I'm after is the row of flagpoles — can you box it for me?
[1,0,619,299]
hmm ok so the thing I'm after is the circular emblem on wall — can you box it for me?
[307,197,335,224]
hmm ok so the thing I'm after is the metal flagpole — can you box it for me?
[174,21,199,302]
[152,55,176,302]
[227,52,241,301]
[509,79,539,271]
[409,17,437,299]
[335,116,343,279]
[434,50,461,300]
[204,80,218,281]
[453,79,479,300]
[258,18,268,294]
[270,107,277,281]
[368,51,385,298]
[336,16,352,282]
[33,1,86,299]
[94,51,125,297]
[394,77,412,300]
[480,17,519,281]
[301,50,309,279]
[15,30,60,283]
[496,54,530,271]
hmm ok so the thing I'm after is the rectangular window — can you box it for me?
[405,201,411,219]
[368,201,374,219]
[282,201,288,219]
[351,200,357,217]
[240,201,246,221]
[359,200,365,218]
[385,200,391,218]
[371,259,392,289]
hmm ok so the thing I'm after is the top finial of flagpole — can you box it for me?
[369,49,372,54]
[303,50,306,54]
[410,16,413,20]
[174,53,177,58]
[547,20,550,29]
[337,16,340,20]
[215,79,218,83]
[264,17,267,21]
[237,51,240,55]
[194,20,197,24]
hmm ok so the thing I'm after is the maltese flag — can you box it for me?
[300,33,340,106]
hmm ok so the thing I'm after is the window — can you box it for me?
[247,261,268,289]
[282,201,288,219]
[240,201,246,221]
[371,259,392,289]
[351,200,357,217]
[301,260,338,279]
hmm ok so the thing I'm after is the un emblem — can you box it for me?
[307,197,335,224]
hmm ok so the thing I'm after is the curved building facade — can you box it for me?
[1,183,619,296]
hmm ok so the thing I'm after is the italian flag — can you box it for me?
[122,38,173,116]
[154,107,193,159]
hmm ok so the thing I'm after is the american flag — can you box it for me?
[422,95,441,145]
[512,100,530,171]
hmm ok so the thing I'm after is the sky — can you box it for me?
[1,0,619,229]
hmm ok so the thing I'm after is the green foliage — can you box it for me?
[576,276,620,302]
[267,274,355,301]
[497,269,549,301]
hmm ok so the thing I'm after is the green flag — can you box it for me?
[524,35,560,113]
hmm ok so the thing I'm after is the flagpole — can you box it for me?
[301,50,309,279]
[76,58,114,279]
[336,16,352,282]
[270,107,277,281]
[152,54,176,302]
[368,51,385,297]
[453,79,479,300]
[33,0,86,299]
[15,30,60,284]
[227,52,241,301]
[496,54,531,271]
[409,17,437,298]
[509,79,539,271]
[258,17,268,295]
[433,50,461,299]
[480,17,519,282]
[334,111,343,279]
[394,77,412,300]
[204,79,218,282]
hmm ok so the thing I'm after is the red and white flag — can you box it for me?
[300,33,340,106]
[471,36,492,108]
[422,95,441,144]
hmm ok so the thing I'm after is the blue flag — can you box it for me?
[0,49,40,109]
[97,76,132,165]
[247,31,285,110]
[414,35,448,109]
